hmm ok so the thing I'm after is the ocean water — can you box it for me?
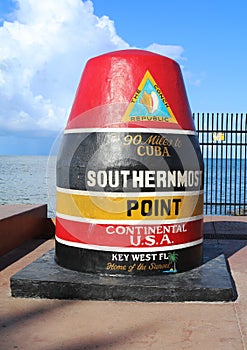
[0,156,246,217]
[0,155,56,217]
[204,158,247,215]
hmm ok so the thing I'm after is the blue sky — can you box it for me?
[0,0,247,155]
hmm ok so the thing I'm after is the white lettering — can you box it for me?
[86,170,203,189]
[86,170,96,187]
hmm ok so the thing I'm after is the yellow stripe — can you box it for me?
[56,191,203,221]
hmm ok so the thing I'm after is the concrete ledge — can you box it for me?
[10,241,236,302]
[204,217,247,240]
[204,215,247,222]
[0,204,55,256]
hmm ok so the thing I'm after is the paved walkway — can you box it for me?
[0,216,246,350]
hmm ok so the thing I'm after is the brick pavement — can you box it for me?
[0,216,246,350]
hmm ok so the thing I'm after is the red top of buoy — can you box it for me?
[66,49,194,130]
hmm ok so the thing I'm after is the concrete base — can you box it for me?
[10,241,236,302]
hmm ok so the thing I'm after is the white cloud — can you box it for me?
[183,70,205,87]
[145,43,185,61]
[0,0,185,137]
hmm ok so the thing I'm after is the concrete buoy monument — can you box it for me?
[55,49,204,275]
[10,50,235,302]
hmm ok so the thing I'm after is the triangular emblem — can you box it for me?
[122,70,178,124]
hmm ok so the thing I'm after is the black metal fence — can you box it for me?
[193,113,247,215]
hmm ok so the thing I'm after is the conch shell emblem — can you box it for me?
[140,91,159,113]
